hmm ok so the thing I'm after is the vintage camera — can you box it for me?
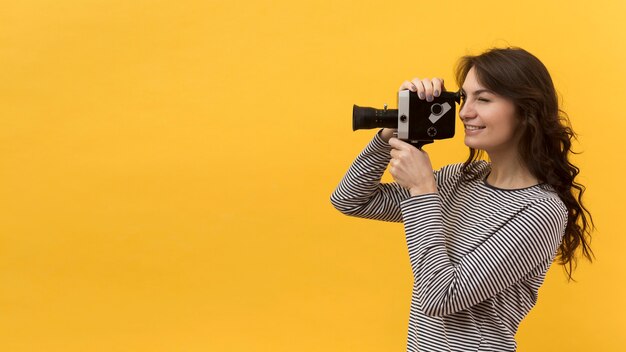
[353,90,461,148]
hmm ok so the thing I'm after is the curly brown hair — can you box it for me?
[454,47,594,280]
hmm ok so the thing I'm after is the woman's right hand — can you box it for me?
[399,77,445,101]
[380,77,446,143]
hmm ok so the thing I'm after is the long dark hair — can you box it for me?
[454,47,594,280]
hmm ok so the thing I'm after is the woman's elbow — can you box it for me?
[417,288,456,317]
[421,301,448,317]
[330,191,356,215]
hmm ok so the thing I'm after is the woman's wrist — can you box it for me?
[379,128,396,143]
[409,182,437,196]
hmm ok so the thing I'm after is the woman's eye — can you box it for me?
[477,97,490,102]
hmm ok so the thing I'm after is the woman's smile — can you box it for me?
[464,124,486,133]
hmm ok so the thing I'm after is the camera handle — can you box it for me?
[392,130,433,150]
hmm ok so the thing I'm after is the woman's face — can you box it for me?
[459,67,521,154]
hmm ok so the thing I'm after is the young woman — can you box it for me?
[330,47,593,352]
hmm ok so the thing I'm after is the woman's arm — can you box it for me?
[401,193,567,317]
[331,77,446,221]
[330,130,410,222]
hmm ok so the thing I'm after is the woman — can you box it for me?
[330,47,593,352]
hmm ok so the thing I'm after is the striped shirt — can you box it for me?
[330,133,567,352]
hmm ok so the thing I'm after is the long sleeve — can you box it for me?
[330,132,410,222]
[400,192,567,317]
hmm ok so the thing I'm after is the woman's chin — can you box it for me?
[464,137,483,150]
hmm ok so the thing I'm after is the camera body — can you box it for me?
[352,90,460,148]
[397,90,457,143]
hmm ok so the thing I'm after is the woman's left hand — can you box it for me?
[388,138,438,196]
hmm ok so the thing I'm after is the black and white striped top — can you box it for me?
[330,133,567,352]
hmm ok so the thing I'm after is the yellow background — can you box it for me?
[1,0,624,351]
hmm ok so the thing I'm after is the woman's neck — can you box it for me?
[486,150,539,190]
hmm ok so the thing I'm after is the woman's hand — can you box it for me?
[389,138,437,196]
[384,77,444,196]
[399,77,445,102]
[380,77,446,143]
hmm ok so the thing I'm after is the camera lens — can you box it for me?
[352,105,398,131]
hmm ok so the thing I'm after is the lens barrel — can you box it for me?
[352,105,398,131]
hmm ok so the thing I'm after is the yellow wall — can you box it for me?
[1,0,624,351]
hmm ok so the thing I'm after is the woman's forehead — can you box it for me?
[461,68,493,94]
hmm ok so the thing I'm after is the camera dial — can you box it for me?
[427,127,437,137]
[428,102,452,124]
[431,104,443,116]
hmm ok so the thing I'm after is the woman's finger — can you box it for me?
[421,78,434,102]
[410,78,426,99]
[389,137,411,150]
[399,80,417,92]
[432,78,445,97]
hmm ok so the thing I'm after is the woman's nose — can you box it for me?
[459,101,476,121]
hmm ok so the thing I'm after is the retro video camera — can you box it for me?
[353,90,461,149]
